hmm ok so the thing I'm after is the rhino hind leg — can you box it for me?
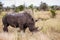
[3,24,9,32]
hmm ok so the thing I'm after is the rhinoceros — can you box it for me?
[2,11,38,32]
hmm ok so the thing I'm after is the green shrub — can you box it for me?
[15,5,25,12]
[28,4,34,11]
[50,9,56,18]
[15,8,20,12]
[18,5,25,11]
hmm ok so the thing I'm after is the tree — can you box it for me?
[39,2,48,11]
[28,4,34,11]
[18,5,25,11]
[35,6,40,11]
[6,7,10,11]
[50,6,56,10]
[15,5,25,12]
[50,5,60,10]
[0,2,3,14]
[15,7,20,12]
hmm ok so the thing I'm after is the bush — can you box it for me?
[50,9,56,18]
[18,5,25,11]
[15,7,20,12]
[15,5,25,12]
[28,4,34,11]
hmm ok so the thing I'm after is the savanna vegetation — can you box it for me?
[0,1,60,40]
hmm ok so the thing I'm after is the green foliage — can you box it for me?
[36,7,40,11]
[51,6,55,10]
[0,2,3,14]
[15,5,25,12]
[50,6,60,10]
[0,2,3,9]
[50,6,57,10]
[18,5,25,11]
[15,7,20,12]
[50,9,56,18]
[28,4,34,11]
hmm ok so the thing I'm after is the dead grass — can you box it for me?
[0,10,60,40]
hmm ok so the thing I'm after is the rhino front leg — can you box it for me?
[19,24,25,32]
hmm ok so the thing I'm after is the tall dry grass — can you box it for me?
[0,10,60,40]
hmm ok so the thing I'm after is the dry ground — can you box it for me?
[0,10,60,40]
